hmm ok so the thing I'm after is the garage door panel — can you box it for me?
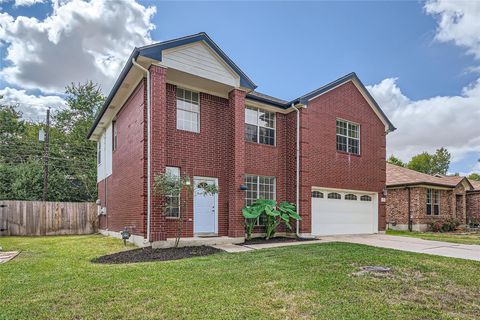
[311,189,377,236]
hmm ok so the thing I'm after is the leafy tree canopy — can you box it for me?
[0,82,104,202]
[387,155,406,167]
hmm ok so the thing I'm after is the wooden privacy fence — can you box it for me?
[0,200,98,236]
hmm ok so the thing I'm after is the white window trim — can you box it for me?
[245,106,276,146]
[245,174,276,226]
[427,188,440,216]
[336,118,361,155]
[112,121,117,151]
[97,139,102,166]
[176,87,200,133]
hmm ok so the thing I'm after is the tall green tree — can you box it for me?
[387,155,406,167]
[407,152,434,174]
[431,147,451,175]
[406,147,451,175]
[0,82,104,202]
[468,173,480,181]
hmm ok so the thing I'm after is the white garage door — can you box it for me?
[311,189,378,236]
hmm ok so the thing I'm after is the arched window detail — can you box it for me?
[327,192,341,199]
[360,195,372,201]
[312,191,324,198]
[345,194,357,200]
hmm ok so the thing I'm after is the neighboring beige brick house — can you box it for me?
[386,163,480,231]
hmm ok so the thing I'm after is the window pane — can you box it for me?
[245,107,258,125]
[258,110,275,128]
[176,88,200,133]
[360,195,372,201]
[434,204,440,215]
[348,123,359,138]
[336,120,347,135]
[427,204,432,215]
[312,191,323,198]
[345,194,357,200]
[348,138,359,154]
[176,88,184,99]
[245,124,258,143]
[336,135,347,152]
[328,192,341,199]
[259,127,275,145]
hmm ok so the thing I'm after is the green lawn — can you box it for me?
[1,235,480,320]
[387,229,480,245]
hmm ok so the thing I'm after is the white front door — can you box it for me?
[193,177,218,235]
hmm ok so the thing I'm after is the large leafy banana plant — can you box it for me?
[242,199,301,240]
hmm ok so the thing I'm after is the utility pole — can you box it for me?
[43,108,50,202]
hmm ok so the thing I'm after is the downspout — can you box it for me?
[407,186,412,232]
[292,103,301,237]
[132,58,152,243]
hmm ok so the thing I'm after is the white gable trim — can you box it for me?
[162,41,240,88]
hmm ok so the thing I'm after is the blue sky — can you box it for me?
[147,1,477,101]
[1,0,480,174]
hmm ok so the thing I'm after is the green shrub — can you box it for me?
[429,218,460,233]
[242,199,301,240]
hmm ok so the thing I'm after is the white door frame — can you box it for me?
[193,176,218,235]
[310,187,379,235]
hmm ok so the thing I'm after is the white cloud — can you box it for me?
[0,0,156,94]
[425,0,480,60]
[0,87,66,121]
[367,78,480,164]
[14,0,44,7]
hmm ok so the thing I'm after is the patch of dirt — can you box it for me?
[242,236,315,245]
[351,266,394,278]
[91,246,223,264]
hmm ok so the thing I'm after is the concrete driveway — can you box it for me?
[324,234,480,262]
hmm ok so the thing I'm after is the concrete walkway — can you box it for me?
[325,234,480,262]
[215,234,480,261]
[0,251,19,264]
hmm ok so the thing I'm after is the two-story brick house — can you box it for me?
[87,33,395,247]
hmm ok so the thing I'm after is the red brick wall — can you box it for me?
[386,186,471,230]
[149,65,168,241]
[299,81,387,232]
[98,80,147,236]
[467,192,480,224]
[163,85,233,237]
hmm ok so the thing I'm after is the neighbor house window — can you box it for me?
[245,175,276,225]
[245,106,275,145]
[336,119,360,155]
[427,189,440,216]
[176,88,200,133]
[165,167,180,218]
[112,121,117,151]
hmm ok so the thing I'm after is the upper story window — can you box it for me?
[112,121,117,151]
[176,88,200,133]
[336,119,360,155]
[427,188,440,216]
[245,106,275,146]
